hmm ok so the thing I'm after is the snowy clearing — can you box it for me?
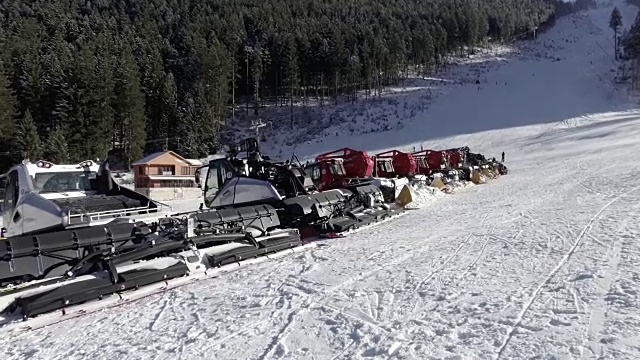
[3,1,640,359]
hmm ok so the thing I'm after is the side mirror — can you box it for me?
[194,166,203,189]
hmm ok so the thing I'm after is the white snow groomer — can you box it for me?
[0,159,170,238]
[0,159,311,329]
[196,138,414,239]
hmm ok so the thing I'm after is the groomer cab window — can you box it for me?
[204,159,236,204]
[2,170,19,224]
[305,163,321,181]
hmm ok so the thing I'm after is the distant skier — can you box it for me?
[501,152,505,163]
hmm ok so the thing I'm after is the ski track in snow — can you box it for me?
[496,183,640,359]
[4,1,640,359]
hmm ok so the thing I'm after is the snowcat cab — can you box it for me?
[196,156,321,210]
[374,157,396,178]
[303,158,347,191]
[315,148,374,178]
[441,147,475,181]
[305,147,378,191]
[0,159,167,237]
[413,153,431,176]
[195,137,319,209]
[373,150,417,178]
[412,150,447,174]
[411,150,463,189]
[443,148,464,169]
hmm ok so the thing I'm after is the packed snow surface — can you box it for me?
[4,1,640,359]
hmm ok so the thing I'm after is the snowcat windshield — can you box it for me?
[380,161,393,172]
[205,167,221,201]
[204,160,236,204]
[35,171,98,193]
[328,162,345,175]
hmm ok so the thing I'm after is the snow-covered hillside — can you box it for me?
[3,1,640,359]
[255,1,632,162]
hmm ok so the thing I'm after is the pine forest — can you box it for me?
[0,0,597,169]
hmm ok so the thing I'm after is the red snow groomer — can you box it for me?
[373,150,417,178]
[411,149,467,190]
[412,149,448,175]
[442,147,465,169]
[442,146,499,183]
[305,147,374,191]
[304,147,414,205]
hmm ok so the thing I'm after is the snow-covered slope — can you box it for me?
[258,1,633,161]
[3,1,640,359]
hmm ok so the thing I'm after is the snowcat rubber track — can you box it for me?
[0,204,305,321]
[0,222,152,286]
[205,235,302,267]
[15,262,190,318]
[0,241,317,334]
[12,230,302,319]
[277,184,401,234]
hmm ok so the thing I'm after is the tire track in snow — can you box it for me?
[246,228,459,356]
[495,184,640,359]
[359,207,506,345]
[337,205,513,359]
[567,161,618,198]
[272,205,499,358]
[413,233,474,292]
[462,223,498,277]
[253,303,309,360]
[413,211,493,293]
[581,197,640,359]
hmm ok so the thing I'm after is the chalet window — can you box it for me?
[155,179,196,188]
[157,166,174,175]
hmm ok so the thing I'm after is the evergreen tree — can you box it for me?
[284,36,299,128]
[176,95,201,157]
[44,126,70,163]
[15,110,42,161]
[11,18,44,127]
[136,30,167,147]
[610,7,623,60]
[623,11,640,59]
[0,68,15,141]
[193,79,218,156]
[112,40,146,167]
[85,53,115,160]
[160,72,179,148]
[461,7,480,50]
[54,43,86,159]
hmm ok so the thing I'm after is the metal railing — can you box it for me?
[66,203,172,225]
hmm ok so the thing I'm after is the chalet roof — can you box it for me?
[185,159,203,166]
[131,151,190,166]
